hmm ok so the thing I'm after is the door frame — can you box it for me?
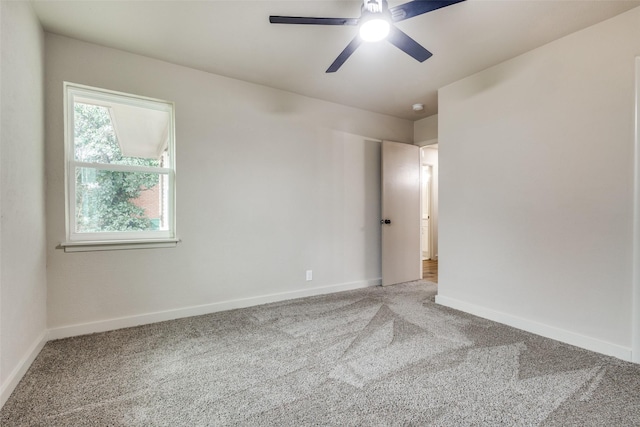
[632,57,640,363]
[420,162,434,261]
[420,143,438,261]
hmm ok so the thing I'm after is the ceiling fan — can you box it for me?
[269,0,465,73]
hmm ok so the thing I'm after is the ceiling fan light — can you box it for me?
[359,18,390,42]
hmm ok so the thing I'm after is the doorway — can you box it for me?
[380,141,437,286]
[421,164,432,261]
[420,145,438,283]
[381,141,421,286]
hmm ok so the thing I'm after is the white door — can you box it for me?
[381,140,421,286]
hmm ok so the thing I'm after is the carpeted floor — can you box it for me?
[2,281,639,426]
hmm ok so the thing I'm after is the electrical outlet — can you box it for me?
[306,270,313,281]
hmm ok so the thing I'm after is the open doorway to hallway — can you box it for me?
[421,145,438,283]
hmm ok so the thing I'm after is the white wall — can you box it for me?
[437,7,640,360]
[44,34,413,335]
[414,114,438,145]
[0,1,48,407]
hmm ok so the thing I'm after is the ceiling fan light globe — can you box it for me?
[359,18,390,42]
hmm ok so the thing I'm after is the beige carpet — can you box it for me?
[2,281,639,426]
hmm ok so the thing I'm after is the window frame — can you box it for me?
[62,82,177,250]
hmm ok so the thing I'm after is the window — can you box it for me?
[63,83,176,251]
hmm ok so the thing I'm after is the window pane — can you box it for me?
[74,102,169,167]
[75,167,170,233]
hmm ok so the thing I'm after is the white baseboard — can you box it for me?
[0,331,48,409]
[48,279,381,340]
[435,295,632,362]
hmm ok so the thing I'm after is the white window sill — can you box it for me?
[59,238,180,253]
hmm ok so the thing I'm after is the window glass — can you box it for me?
[65,83,175,244]
[73,102,168,167]
[75,168,169,233]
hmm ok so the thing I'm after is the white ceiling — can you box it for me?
[31,0,640,121]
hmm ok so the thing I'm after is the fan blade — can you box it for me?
[387,26,432,62]
[389,0,465,23]
[326,36,363,73]
[269,16,358,25]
